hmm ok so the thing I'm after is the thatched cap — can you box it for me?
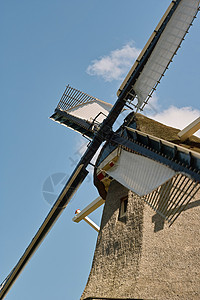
[135,113,200,154]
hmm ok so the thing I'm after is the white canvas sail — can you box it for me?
[106,149,176,196]
[117,0,200,110]
[67,100,112,124]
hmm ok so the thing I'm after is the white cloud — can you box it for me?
[148,105,200,137]
[87,43,141,82]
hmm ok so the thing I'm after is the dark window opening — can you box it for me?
[119,195,128,218]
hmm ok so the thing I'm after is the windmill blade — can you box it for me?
[50,85,113,139]
[0,164,88,299]
[104,149,176,197]
[0,80,128,299]
[117,0,200,111]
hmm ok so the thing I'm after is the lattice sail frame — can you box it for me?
[57,85,111,112]
[117,0,200,111]
[50,85,113,138]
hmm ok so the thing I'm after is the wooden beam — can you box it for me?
[178,117,200,142]
[72,197,105,223]
[73,210,100,232]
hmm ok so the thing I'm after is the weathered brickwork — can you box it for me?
[81,180,200,300]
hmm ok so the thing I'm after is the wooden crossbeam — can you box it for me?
[178,117,200,142]
[72,197,105,223]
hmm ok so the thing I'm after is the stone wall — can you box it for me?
[81,180,200,300]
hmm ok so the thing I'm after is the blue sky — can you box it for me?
[1,1,200,299]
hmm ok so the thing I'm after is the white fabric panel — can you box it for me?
[68,100,112,123]
[133,0,200,109]
[106,150,176,196]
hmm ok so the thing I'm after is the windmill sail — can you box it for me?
[0,66,128,299]
[117,0,200,111]
[50,85,113,138]
[104,149,176,197]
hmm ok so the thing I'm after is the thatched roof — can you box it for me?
[135,113,200,154]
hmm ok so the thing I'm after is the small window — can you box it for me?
[119,196,128,218]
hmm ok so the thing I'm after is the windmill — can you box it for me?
[1,0,200,299]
